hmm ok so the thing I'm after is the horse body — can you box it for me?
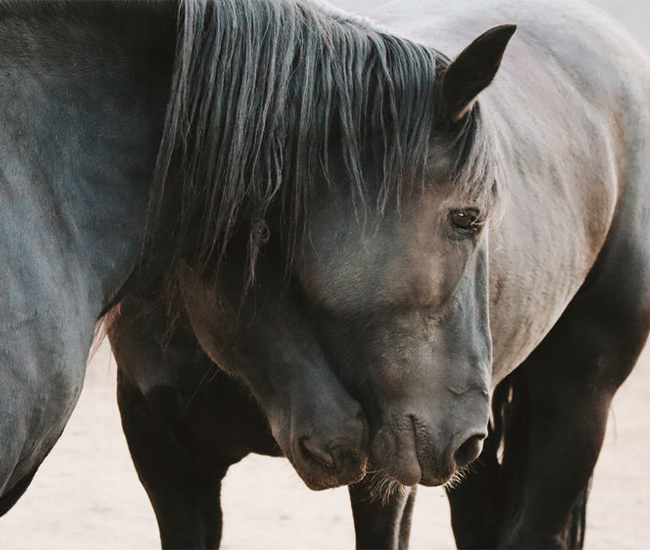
[0,2,174,504]
[113,0,650,547]
[107,0,650,548]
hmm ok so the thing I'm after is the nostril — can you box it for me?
[299,436,334,468]
[454,433,485,469]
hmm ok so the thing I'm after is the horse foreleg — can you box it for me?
[349,474,417,550]
[496,301,648,549]
[445,424,503,549]
[117,370,228,550]
[497,372,607,548]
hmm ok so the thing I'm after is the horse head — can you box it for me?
[178,239,368,490]
[292,25,514,487]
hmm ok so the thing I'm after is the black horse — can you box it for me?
[110,0,650,549]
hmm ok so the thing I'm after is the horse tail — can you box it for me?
[493,369,589,549]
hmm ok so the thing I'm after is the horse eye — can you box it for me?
[450,209,481,235]
[253,219,270,243]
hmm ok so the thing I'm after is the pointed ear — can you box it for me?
[441,24,517,122]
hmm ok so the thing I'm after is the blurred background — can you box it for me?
[0,1,648,549]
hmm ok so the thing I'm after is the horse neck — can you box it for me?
[0,1,178,319]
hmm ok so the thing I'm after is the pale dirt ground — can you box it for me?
[1,1,650,548]
[0,340,648,550]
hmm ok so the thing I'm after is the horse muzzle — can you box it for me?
[274,404,369,490]
[369,412,487,487]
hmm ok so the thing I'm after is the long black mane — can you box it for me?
[148,0,496,275]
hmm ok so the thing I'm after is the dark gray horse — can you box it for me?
[110,0,650,549]
[0,0,430,516]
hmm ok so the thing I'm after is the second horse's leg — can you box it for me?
[349,474,417,550]
[497,285,650,549]
[117,370,229,550]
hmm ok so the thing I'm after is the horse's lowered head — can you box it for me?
[293,25,515,487]
[178,241,368,490]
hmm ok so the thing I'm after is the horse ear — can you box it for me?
[441,24,517,122]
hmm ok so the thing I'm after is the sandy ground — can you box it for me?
[0,339,647,550]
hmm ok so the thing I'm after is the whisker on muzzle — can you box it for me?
[367,470,408,506]
[443,464,471,491]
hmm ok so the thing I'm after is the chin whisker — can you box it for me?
[367,471,408,506]
[443,465,471,491]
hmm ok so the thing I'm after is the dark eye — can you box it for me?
[253,219,270,243]
[450,209,482,235]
